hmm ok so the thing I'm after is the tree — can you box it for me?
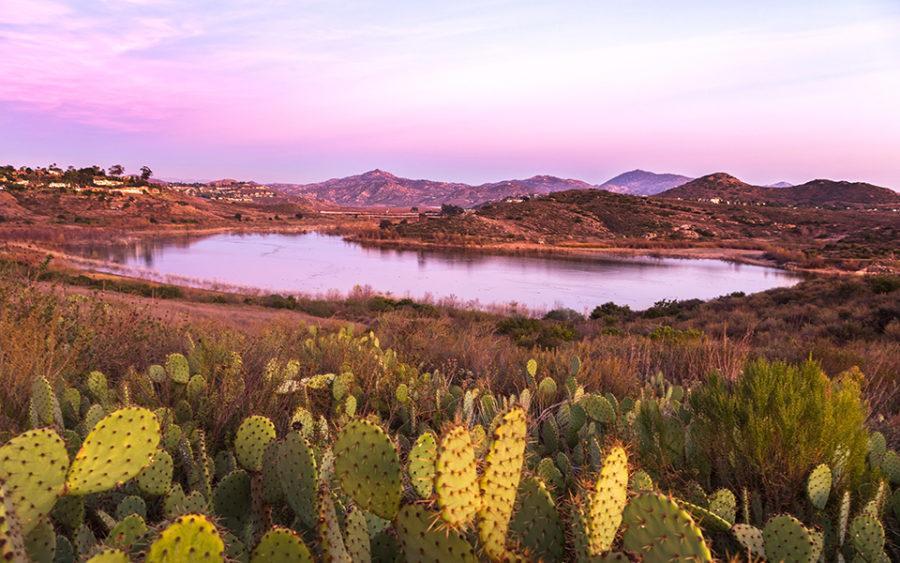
[140,166,152,181]
[109,164,125,176]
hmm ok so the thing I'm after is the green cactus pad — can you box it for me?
[233,415,276,472]
[732,524,765,559]
[333,419,402,520]
[136,450,173,497]
[107,514,148,551]
[622,493,712,562]
[86,548,131,563]
[317,484,350,563]
[436,425,481,527]
[276,432,317,528]
[162,484,185,519]
[849,514,884,562]
[66,407,161,495]
[250,527,312,563]
[186,375,208,403]
[24,517,55,563]
[260,441,283,504]
[51,495,84,533]
[74,524,96,559]
[115,495,147,520]
[396,504,477,563]
[0,428,69,534]
[708,488,737,526]
[478,407,527,561]
[29,376,63,429]
[344,506,371,563]
[536,457,565,493]
[164,353,190,384]
[578,394,616,424]
[541,417,560,454]
[407,431,437,499]
[762,514,817,563]
[537,377,557,403]
[588,445,629,555]
[527,359,538,378]
[679,499,733,533]
[147,364,167,384]
[880,450,900,484]
[146,514,224,563]
[806,463,832,510]
[509,477,565,563]
[212,469,251,535]
[630,470,654,491]
[86,371,109,404]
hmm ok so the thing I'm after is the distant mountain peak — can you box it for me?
[599,169,692,196]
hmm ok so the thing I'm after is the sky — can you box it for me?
[1,0,899,187]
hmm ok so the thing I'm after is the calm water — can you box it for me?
[73,232,801,311]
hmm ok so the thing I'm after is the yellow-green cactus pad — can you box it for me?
[277,432,318,528]
[24,517,55,563]
[107,514,148,552]
[806,464,832,511]
[622,493,712,562]
[136,450,174,497]
[250,527,313,563]
[234,415,276,472]
[66,407,161,495]
[478,407,527,561]
[0,428,69,534]
[317,484,350,563]
[0,483,26,563]
[396,504,477,563]
[407,431,437,499]
[333,419,401,519]
[763,514,820,563]
[588,445,629,555]
[164,353,190,384]
[86,548,131,563]
[146,514,224,563]
[436,425,481,527]
[509,477,565,563]
[344,506,371,563]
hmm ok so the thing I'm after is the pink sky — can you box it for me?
[2,0,899,187]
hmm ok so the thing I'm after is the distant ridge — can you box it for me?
[767,181,793,188]
[657,173,899,207]
[599,169,692,195]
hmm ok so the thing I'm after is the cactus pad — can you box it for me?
[806,463,832,510]
[0,483,26,562]
[396,504,477,563]
[51,495,84,533]
[708,488,737,526]
[212,469,251,535]
[622,493,712,562]
[29,376,63,429]
[762,514,818,563]
[107,514,148,551]
[537,377,557,403]
[66,407,161,495]
[250,527,313,563]
[277,432,318,528]
[344,506,371,563]
[631,470,654,491]
[579,394,616,424]
[85,371,108,404]
[0,428,69,533]
[435,425,481,527]
[234,415,276,472]
[588,445,629,555]
[147,364,166,383]
[86,548,131,563]
[136,450,173,497]
[333,419,401,520]
[731,524,765,559]
[164,353,190,384]
[880,450,900,484]
[316,484,350,563]
[146,514,224,562]
[849,514,884,562]
[115,495,147,520]
[407,431,437,499]
[509,477,565,563]
[24,517,55,563]
[478,407,527,560]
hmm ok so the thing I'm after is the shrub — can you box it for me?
[590,302,632,320]
[543,308,583,323]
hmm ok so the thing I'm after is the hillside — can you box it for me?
[599,169,692,195]
[270,169,594,207]
[658,173,900,208]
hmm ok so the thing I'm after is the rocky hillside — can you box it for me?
[598,169,692,195]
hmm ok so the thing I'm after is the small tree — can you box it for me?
[140,166,153,181]
[109,164,125,177]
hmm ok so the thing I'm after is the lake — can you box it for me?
[72,232,801,312]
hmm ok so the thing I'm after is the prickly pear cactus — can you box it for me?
[107,514,148,552]
[136,450,174,497]
[396,504,477,563]
[115,495,147,520]
[66,407,161,495]
[277,432,318,528]
[146,514,224,563]
[51,495,84,533]
[880,450,900,484]
[578,394,615,424]
[24,518,55,563]
[85,548,131,563]
[147,364,166,384]
[732,524,766,559]
[29,376,63,429]
[849,514,884,562]
[763,514,820,563]
[806,463,832,510]
[407,431,437,499]
[344,506,371,563]
[164,353,190,384]
[0,483,26,562]
[333,419,402,520]
[478,407,527,561]
[85,371,109,404]
[0,428,69,533]
[317,484,351,563]
[212,469,251,535]
[436,425,481,527]
[630,470,654,491]
[537,377,557,403]
[622,493,712,562]
[708,488,737,526]
[250,527,313,563]
[509,477,565,563]
[234,415,276,472]
[588,445,629,555]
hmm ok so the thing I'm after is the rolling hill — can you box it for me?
[598,169,692,195]
[657,173,900,208]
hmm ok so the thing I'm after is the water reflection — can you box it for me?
[65,232,802,311]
